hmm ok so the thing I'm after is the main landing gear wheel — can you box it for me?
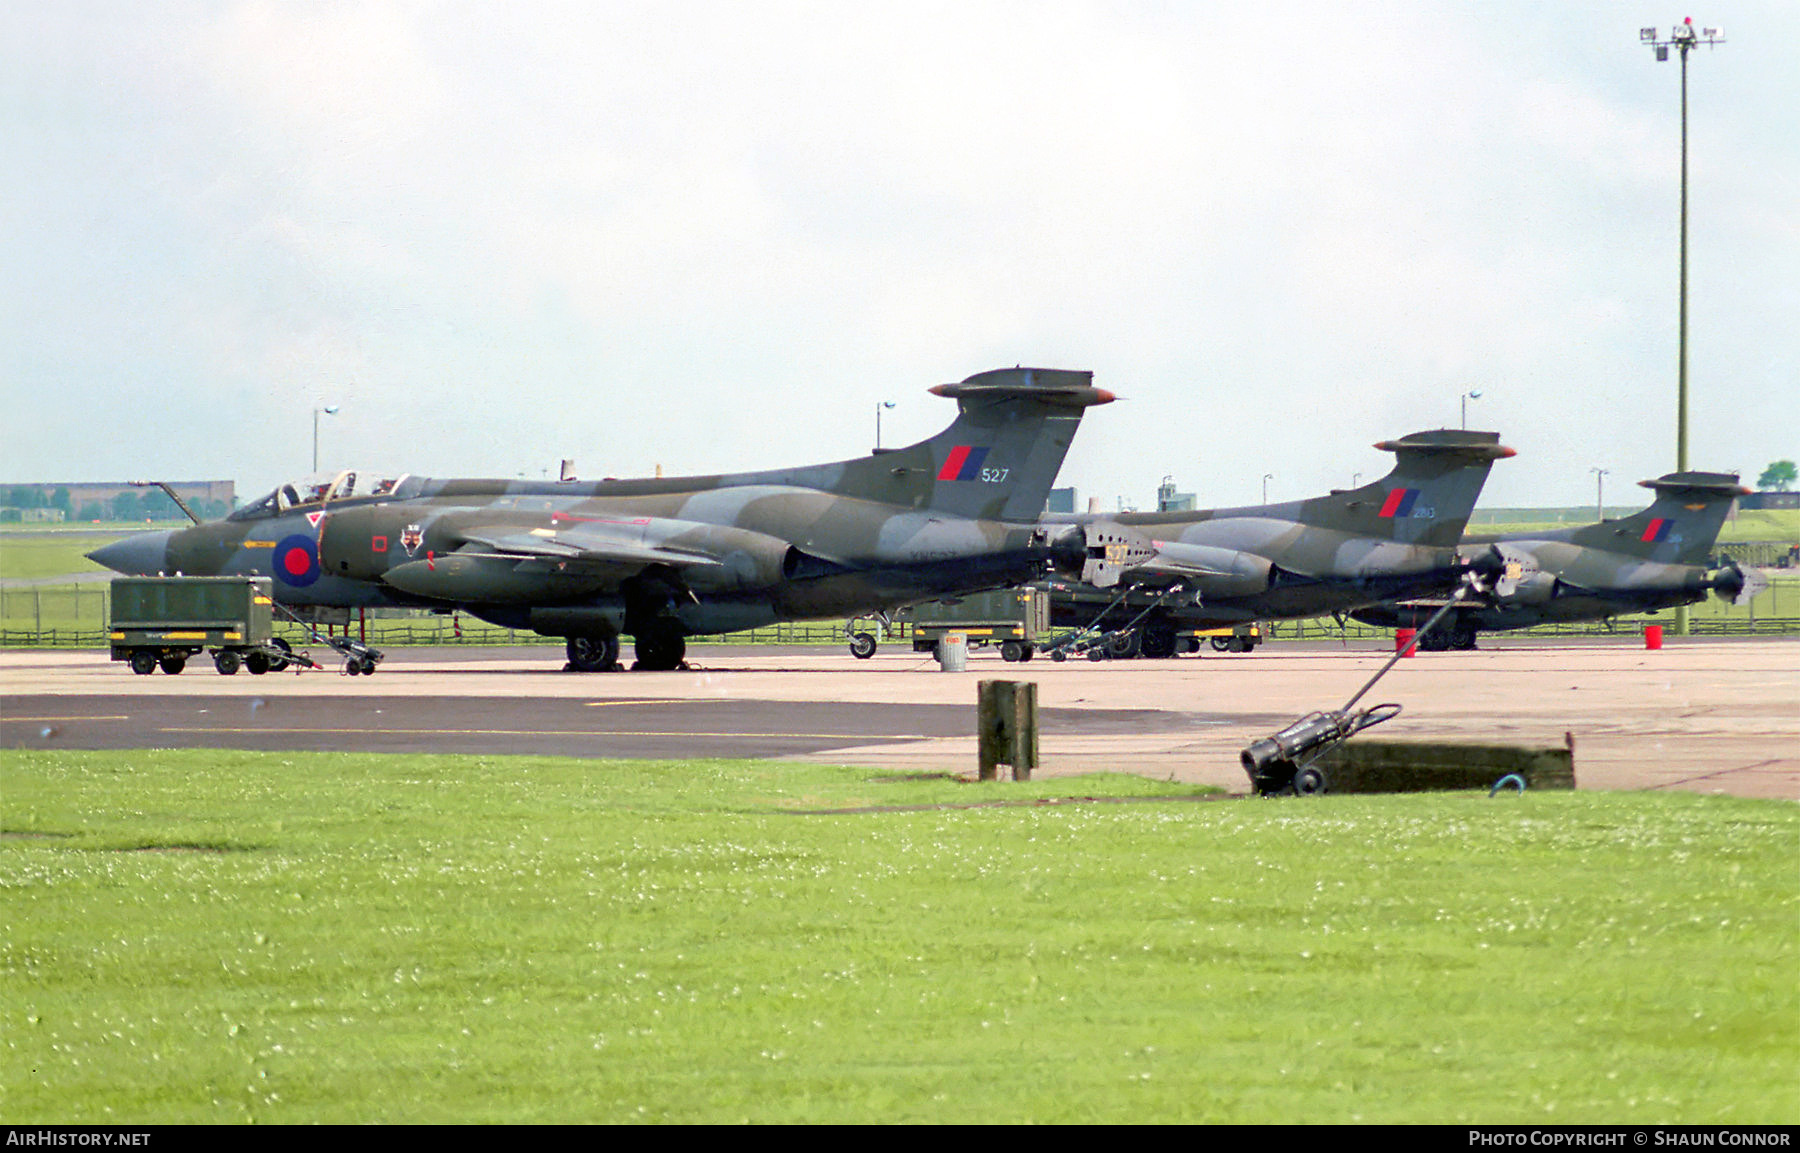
[130,651,158,676]
[1139,621,1178,660]
[566,634,620,672]
[158,654,187,675]
[849,631,878,659]
[633,624,687,672]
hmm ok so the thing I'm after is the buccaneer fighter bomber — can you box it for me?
[1035,430,1515,657]
[89,367,1118,670]
[1352,470,1762,649]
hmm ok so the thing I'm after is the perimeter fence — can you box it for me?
[3,579,1797,650]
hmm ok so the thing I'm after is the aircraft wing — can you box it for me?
[458,526,726,571]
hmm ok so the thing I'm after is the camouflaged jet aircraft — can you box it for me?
[1351,470,1762,649]
[88,367,1124,670]
[1033,430,1515,657]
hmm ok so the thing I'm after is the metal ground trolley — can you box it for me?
[109,576,299,675]
[903,587,1051,662]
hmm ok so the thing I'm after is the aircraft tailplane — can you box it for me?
[1563,471,1747,565]
[832,367,1114,521]
[1303,430,1515,549]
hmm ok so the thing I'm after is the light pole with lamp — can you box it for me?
[1460,389,1483,430]
[874,400,895,451]
[1642,18,1724,635]
[312,405,339,473]
[1262,473,1273,506]
[1590,466,1609,522]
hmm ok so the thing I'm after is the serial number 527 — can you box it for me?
[979,467,1010,483]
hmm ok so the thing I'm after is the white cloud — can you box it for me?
[2,1,1794,509]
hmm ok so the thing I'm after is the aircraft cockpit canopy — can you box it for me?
[227,470,411,522]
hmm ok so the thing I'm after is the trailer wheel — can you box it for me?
[130,651,158,676]
[158,654,187,675]
[849,631,878,659]
[1294,766,1328,795]
[213,650,241,676]
[1051,649,1067,662]
[1210,636,1233,652]
[1000,640,1024,662]
[245,651,270,675]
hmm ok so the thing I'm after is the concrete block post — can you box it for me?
[978,679,1039,781]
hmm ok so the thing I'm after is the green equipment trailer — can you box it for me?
[901,587,1052,662]
[108,576,307,675]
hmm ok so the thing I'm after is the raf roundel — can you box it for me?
[273,533,322,587]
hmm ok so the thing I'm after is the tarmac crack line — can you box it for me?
[158,725,945,740]
[1647,758,1795,789]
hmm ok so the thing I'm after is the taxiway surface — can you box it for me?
[4,638,1796,798]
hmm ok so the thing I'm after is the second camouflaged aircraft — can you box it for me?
[1036,430,1516,657]
[89,368,1125,670]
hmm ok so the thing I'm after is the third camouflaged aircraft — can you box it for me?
[1352,470,1764,648]
[1029,430,1517,657]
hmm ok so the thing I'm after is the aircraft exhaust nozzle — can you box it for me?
[1465,543,1514,597]
[1710,560,1767,607]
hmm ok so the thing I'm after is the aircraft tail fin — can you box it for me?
[1299,430,1515,548]
[833,367,1114,520]
[1563,471,1747,564]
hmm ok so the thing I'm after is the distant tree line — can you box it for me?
[1,486,231,523]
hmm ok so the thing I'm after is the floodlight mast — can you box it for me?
[1641,18,1724,640]
[1639,18,1725,476]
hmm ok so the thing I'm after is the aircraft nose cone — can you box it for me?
[87,531,174,576]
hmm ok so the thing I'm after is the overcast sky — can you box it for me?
[4,1,1795,511]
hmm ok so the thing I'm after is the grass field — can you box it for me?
[3,750,1794,1124]
[0,532,119,581]
[1471,508,1800,543]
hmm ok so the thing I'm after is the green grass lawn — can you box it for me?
[0,533,121,581]
[1472,508,1799,543]
[3,750,1794,1124]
